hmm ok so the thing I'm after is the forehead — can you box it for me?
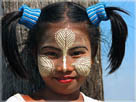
[39,22,90,46]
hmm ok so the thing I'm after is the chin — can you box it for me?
[47,81,81,95]
[53,86,80,95]
[42,75,85,95]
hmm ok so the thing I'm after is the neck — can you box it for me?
[31,87,83,101]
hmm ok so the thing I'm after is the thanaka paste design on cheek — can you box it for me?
[72,56,91,76]
[38,55,55,77]
[55,28,75,72]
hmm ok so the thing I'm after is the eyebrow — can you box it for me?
[40,46,61,51]
[41,46,88,51]
[69,46,88,51]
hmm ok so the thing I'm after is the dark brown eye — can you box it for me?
[44,52,59,59]
[70,51,85,58]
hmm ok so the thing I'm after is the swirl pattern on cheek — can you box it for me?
[38,55,55,77]
[72,57,91,76]
[55,28,75,72]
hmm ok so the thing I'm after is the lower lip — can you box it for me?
[57,79,73,84]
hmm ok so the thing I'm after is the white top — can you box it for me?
[81,92,103,102]
[6,93,25,102]
[6,92,103,102]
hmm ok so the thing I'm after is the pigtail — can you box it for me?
[2,11,29,79]
[105,7,128,73]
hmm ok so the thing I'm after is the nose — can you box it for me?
[55,56,74,72]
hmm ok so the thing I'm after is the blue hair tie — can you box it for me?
[86,2,108,26]
[19,4,41,29]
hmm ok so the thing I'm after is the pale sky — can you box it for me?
[100,0,135,102]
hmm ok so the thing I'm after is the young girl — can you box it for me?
[2,1,128,102]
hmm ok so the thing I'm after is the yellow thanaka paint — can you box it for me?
[55,28,75,72]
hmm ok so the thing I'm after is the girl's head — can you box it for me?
[27,2,98,94]
[2,1,128,94]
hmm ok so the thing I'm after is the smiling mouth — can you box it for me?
[53,76,77,84]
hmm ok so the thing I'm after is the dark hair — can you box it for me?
[2,2,128,79]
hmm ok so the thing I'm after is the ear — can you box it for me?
[31,48,38,62]
[91,58,94,65]
[91,44,98,65]
[31,48,36,56]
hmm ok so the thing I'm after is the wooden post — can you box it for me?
[1,0,104,101]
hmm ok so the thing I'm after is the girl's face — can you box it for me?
[37,22,92,95]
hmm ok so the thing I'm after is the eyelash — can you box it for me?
[42,51,85,59]
[44,52,59,59]
[70,51,85,57]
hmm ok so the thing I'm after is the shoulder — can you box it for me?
[6,93,25,102]
[6,93,43,102]
[81,92,104,102]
